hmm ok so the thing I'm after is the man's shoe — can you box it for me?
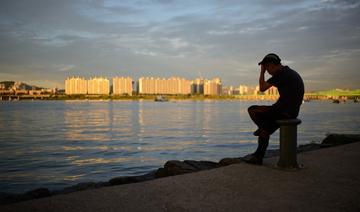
[242,154,263,165]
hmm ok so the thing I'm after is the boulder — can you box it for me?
[54,182,107,195]
[154,168,168,178]
[297,143,322,152]
[22,188,51,200]
[0,192,20,205]
[164,160,198,174]
[155,160,198,178]
[109,176,140,185]
[218,158,243,166]
[322,134,360,146]
[109,170,156,185]
[155,160,221,178]
[184,160,220,170]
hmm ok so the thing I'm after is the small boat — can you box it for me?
[154,96,168,102]
[333,99,340,104]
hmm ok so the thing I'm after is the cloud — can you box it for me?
[59,65,76,72]
[0,0,359,90]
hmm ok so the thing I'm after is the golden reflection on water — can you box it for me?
[63,101,224,145]
[71,157,158,166]
[63,174,86,181]
[62,145,114,151]
[72,157,132,165]
[64,105,111,141]
[64,101,137,142]
[136,101,216,143]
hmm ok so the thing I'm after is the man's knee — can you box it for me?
[248,105,258,115]
[258,129,270,139]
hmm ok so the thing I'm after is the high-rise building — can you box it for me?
[138,77,191,95]
[204,78,222,95]
[88,77,110,95]
[222,86,234,95]
[65,76,87,95]
[191,78,204,95]
[254,85,260,95]
[179,77,191,95]
[239,85,249,95]
[113,77,133,95]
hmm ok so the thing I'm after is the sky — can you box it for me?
[0,0,359,91]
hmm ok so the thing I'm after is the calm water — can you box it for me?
[0,100,359,193]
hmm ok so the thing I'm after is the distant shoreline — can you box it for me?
[1,93,359,101]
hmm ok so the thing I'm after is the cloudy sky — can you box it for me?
[0,0,359,91]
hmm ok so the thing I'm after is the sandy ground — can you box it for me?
[1,142,360,212]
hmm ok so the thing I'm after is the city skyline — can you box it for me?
[64,76,223,95]
[1,74,358,93]
[0,0,360,91]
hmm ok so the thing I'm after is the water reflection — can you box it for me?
[64,101,112,142]
[0,100,359,193]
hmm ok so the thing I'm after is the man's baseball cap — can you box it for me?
[258,53,281,65]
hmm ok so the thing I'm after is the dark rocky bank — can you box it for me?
[1,134,359,205]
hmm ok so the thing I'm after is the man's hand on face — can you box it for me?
[261,64,266,74]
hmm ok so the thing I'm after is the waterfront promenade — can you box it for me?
[2,141,359,211]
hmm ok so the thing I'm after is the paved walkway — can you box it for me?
[2,142,360,212]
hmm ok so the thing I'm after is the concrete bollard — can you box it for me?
[276,119,302,169]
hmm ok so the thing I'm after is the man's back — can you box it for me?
[267,66,304,118]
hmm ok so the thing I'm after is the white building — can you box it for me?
[113,77,133,95]
[65,76,87,95]
[87,77,110,95]
[204,78,222,95]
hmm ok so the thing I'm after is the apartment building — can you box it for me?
[191,78,204,95]
[204,78,222,95]
[113,77,133,96]
[87,77,110,95]
[65,76,87,95]
[138,77,191,95]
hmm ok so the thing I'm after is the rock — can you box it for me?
[139,170,156,181]
[165,160,198,174]
[0,188,52,205]
[154,160,198,178]
[322,134,360,146]
[54,182,106,195]
[155,160,221,178]
[218,158,243,166]
[109,176,139,185]
[22,188,51,201]
[0,192,20,205]
[154,168,168,178]
[297,143,322,152]
[109,170,156,185]
[184,160,220,170]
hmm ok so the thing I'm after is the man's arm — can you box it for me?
[259,65,272,92]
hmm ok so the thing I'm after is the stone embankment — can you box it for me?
[1,134,359,205]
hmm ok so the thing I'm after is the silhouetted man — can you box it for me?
[243,53,304,165]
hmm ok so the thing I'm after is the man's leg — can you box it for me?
[248,105,273,135]
[254,131,270,159]
[244,105,279,165]
[243,129,269,165]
